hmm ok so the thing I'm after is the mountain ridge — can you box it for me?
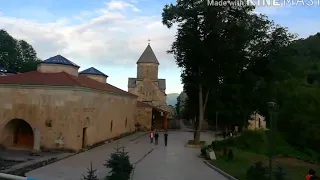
[166,93,179,106]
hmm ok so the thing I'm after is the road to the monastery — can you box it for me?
[26,131,227,180]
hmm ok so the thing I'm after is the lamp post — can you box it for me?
[215,112,218,142]
[268,101,276,180]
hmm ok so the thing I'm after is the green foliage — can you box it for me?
[200,145,211,156]
[175,95,180,117]
[223,147,228,156]
[227,149,234,161]
[81,162,99,180]
[216,130,319,162]
[246,161,269,180]
[273,167,288,180]
[0,29,40,72]
[104,146,133,180]
[216,130,268,154]
[247,161,289,180]
[162,0,320,156]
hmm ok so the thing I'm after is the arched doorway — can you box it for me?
[2,119,34,149]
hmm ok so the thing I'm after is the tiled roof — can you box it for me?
[137,101,168,113]
[137,44,159,64]
[128,78,166,91]
[0,71,136,97]
[41,55,80,68]
[79,67,108,77]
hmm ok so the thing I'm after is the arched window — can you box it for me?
[110,121,113,132]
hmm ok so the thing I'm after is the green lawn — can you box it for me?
[210,149,320,180]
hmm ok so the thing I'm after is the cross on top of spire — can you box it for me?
[148,38,151,45]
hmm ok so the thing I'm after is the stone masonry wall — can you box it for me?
[136,107,152,130]
[37,64,79,76]
[0,86,137,151]
[137,63,158,80]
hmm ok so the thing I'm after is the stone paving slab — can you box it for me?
[132,131,228,180]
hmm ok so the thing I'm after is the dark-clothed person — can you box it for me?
[164,132,168,146]
[155,132,159,145]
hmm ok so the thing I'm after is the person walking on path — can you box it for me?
[164,131,168,146]
[154,131,159,145]
[149,131,154,143]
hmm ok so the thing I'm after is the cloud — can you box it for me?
[0,1,176,68]
[105,0,140,12]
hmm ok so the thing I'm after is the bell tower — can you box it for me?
[136,41,159,80]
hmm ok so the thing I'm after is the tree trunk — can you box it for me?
[203,89,210,114]
[194,83,204,144]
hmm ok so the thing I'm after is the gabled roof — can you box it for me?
[137,101,168,113]
[41,55,80,68]
[127,78,165,91]
[79,67,108,77]
[0,71,136,97]
[136,44,159,64]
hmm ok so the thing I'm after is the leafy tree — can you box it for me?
[175,95,180,117]
[162,0,295,142]
[0,29,40,72]
[81,162,99,180]
[104,146,133,180]
[17,40,41,72]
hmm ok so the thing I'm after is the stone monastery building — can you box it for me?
[0,44,169,152]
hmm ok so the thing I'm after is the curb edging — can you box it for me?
[203,160,238,180]
[130,148,156,180]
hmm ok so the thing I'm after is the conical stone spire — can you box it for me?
[136,44,159,64]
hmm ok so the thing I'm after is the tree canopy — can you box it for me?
[162,0,296,143]
[0,29,40,72]
[163,0,320,153]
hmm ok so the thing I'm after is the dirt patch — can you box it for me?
[274,157,320,169]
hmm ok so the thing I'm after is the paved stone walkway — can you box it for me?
[132,131,227,180]
[26,131,227,180]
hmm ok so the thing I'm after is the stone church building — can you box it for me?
[0,55,138,152]
[128,43,170,130]
[0,43,170,152]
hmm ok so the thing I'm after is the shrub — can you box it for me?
[81,162,99,180]
[211,141,216,150]
[200,145,210,156]
[227,149,234,160]
[246,161,269,180]
[223,147,228,156]
[273,166,288,180]
[104,146,133,180]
